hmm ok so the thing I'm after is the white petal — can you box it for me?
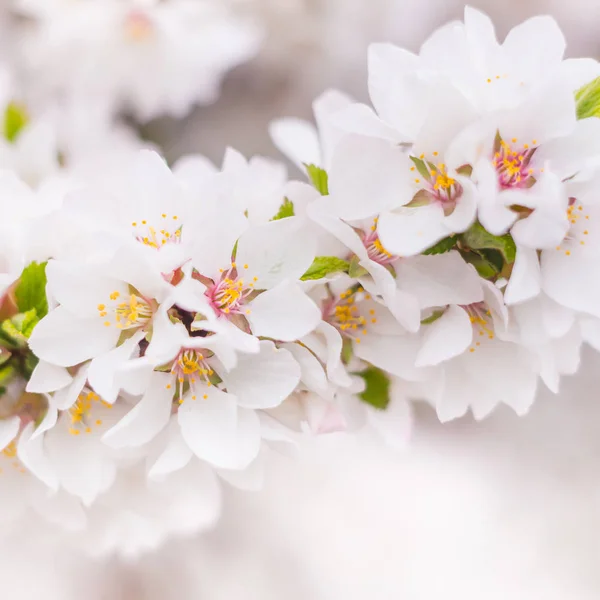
[377,205,449,257]
[237,217,316,289]
[26,360,72,394]
[542,251,600,317]
[148,418,193,480]
[367,383,413,451]
[269,118,321,171]
[395,251,484,308]
[88,331,145,404]
[0,416,20,450]
[29,306,120,367]
[218,453,265,492]
[282,342,329,396]
[18,422,58,490]
[45,420,116,505]
[355,334,429,381]
[504,246,541,305]
[416,305,473,367]
[103,372,172,448]
[247,281,321,341]
[220,340,300,409]
[179,388,260,470]
[327,135,414,220]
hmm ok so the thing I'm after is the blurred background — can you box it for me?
[4,0,600,598]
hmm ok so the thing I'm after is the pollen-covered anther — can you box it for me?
[169,349,215,404]
[99,292,153,330]
[362,220,398,266]
[206,264,256,316]
[68,391,112,436]
[131,215,182,249]
[463,303,495,351]
[493,137,538,189]
[326,288,371,343]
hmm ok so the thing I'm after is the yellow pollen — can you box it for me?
[131,222,137,226]
[97,304,105,311]
[203,394,208,400]
[433,151,439,156]
[566,251,571,255]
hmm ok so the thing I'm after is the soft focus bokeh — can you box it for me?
[5,1,600,598]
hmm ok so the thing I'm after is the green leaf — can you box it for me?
[305,164,329,195]
[348,255,368,278]
[459,222,516,264]
[576,77,600,120]
[4,102,29,143]
[355,366,391,411]
[14,262,48,318]
[410,156,432,180]
[301,256,350,281]
[271,197,295,220]
[461,252,499,279]
[422,236,457,256]
[341,338,353,365]
[0,363,16,385]
[21,351,39,379]
[421,309,446,325]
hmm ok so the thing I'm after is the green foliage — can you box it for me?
[355,366,391,411]
[576,77,600,120]
[420,309,446,325]
[0,309,40,349]
[4,102,29,143]
[422,236,457,256]
[348,255,368,278]
[271,197,295,220]
[461,251,500,279]
[409,156,432,180]
[305,164,329,195]
[14,262,48,319]
[301,256,350,281]
[459,222,516,264]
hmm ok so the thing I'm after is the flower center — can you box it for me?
[206,263,257,317]
[131,215,182,249]
[167,349,214,403]
[98,291,153,330]
[409,155,462,213]
[68,390,112,436]
[493,137,538,189]
[363,220,398,265]
[324,287,377,344]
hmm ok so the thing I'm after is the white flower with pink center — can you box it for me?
[102,313,302,471]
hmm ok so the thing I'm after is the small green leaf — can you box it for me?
[341,338,353,365]
[461,252,499,279]
[21,351,39,379]
[421,309,446,325]
[301,256,349,281]
[0,363,16,385]
[348,255,368,278]
[4,102,29,143]
[271,197,295,220]
[305,164,329,195]
[422,236,457,256]
[355,366,391,411]
[14,262,48,319]
[410,156,432,180]
[576,77,600,120]
[460,222,516,264]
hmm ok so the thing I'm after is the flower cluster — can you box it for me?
[13,0,262,121]
[1,6,600,556]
